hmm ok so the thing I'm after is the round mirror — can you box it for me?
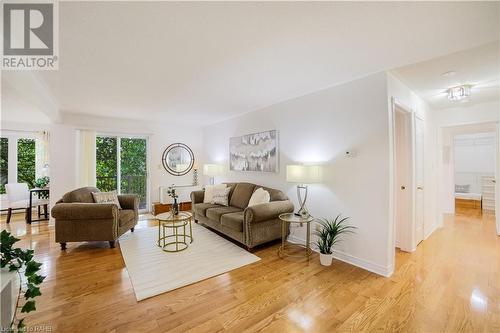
[162,143,195,176]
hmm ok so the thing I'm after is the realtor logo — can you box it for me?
[2,1,58,70]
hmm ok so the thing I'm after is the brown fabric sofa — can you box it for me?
[191,182,294,250]
[51,187,139,249]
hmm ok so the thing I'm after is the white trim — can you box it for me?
[287,235,393,277]
[117,137,122,195]
[424,222,439,240]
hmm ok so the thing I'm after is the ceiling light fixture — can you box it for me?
[447,85,471,102]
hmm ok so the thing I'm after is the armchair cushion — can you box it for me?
[92,190,121,209]
[62,187,99,203]
[51,203,118,220]
[244,200,294,224]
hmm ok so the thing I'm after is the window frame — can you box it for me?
[96,133,150,213]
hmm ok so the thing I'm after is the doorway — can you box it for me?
[454,132,496,217]
[440,122,498,231]
[393,102,415,252]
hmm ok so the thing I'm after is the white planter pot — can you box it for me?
[319,253,333,266]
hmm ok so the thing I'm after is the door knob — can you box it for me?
[401,186,406,190]
[417,186,423,190]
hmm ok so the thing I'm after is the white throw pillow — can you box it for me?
[248,187,270,207]
[212,186,231,206]
[203,184,227,203]
[92,190,122,209]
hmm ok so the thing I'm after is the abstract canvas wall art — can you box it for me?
[229,130,278,172]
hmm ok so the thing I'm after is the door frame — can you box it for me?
[438,121,499,235]
[390,98,417,253]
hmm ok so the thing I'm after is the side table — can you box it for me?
[278,213,314,259]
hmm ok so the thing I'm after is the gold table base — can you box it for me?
[157,212,193,253]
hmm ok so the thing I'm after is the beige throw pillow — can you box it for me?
[203,184,227,203]
[248,187,270,207]
[92,190,122,209]
[212,186,231,206]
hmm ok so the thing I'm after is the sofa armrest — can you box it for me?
[51,203,119,220]
[118,194,139,211]
[244,200,294,224]
[191,190,205,204]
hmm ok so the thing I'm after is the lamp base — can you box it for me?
[296,185,310,218]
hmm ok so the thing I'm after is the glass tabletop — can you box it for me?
[279,213,314,223]
[156,211,192,222]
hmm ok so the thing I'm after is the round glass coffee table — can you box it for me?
[278,213,314,259]
[156,211,193,252]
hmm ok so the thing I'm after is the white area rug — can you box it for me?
[119,223,260,301]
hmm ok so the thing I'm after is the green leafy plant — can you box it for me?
[1,230,46,331]
[314,215,356,255]
[34,177,50,199]
[34,176,49,189]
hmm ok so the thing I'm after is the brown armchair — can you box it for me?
[51,187,139,249]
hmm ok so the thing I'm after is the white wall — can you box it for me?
[55,113,203,208]
[202,72,393,276]
[454,133,496,194]
[386,73,439,252]
[49,124,78,211]
[435,100,499,127]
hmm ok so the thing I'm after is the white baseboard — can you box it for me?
[287,235,393,277]
[424,223,439,240]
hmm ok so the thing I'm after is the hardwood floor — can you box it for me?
[1,210,499,332]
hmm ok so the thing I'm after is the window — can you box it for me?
[96,135,148,210]
[0,135,39,195]
[0,138,8,194]
[17,138,36,188]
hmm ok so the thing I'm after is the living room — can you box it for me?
[1,1,499,332]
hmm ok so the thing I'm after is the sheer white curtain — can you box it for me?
[35,131,50,179]
[77,130,96,187]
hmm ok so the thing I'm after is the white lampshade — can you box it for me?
[203,164,223,176]
[286,165,322,183]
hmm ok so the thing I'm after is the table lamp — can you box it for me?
[286,165,322,218]
[203,164,223,185]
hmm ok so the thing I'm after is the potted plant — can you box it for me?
[314,215,356,266]
[1,230,45,331]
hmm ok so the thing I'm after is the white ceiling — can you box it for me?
[3,2,500,124]
[393,42,500,110]
[1,81,51,124]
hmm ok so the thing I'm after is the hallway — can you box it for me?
[392,210,499,332]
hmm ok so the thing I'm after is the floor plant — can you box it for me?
[314,215,356,266]
[1,230,46,331]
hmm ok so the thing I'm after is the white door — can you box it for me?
[415,117,425,244]
[395,109,413,251]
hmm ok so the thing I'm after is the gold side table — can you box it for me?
[156,211,193,252]
[278,213,314,259]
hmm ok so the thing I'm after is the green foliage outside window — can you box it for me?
[17,139,36,189]
[120,138,147,208]
[96,137,118,192]
[0,138,8,194]
[96,137,147,209]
